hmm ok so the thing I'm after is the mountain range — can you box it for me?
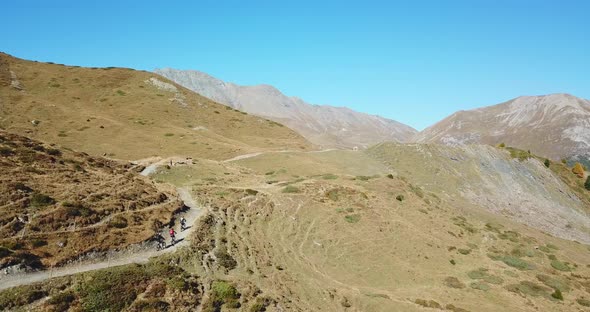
[414,93,590,162]
[155,68,590,163]
[154,68,417,149]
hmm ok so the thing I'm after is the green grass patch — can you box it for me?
[444,277,465,289]
[164,133,174,137]
[467,268,504,284]
[550,260,572,272]
[344,214,361,223]
[30,193,55,208]
[205,281,241,310]
[282,185,301,193]
[489,254,535,270]
[470,282,490,291]
[322,173,338,180]
[536,274,570,292]
[505,281,552,298]
[116,90,126,96]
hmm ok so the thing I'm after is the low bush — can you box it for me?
[444,277,465,289]
[0,286,47,310]
[505,281,551,298]
[550,260,571,272]
[77,264,149,311]
[551,289,563,300]
[30,193,55,208]
[282,186,300,193]
[470,282,490,291]
[577,298,590,307]
[344,214,361,223]
[47,291,76,311]
[110,216,128,229]
[215,248,237,270]
[498,256,535,270]
[203,281,240,311]
[396,195,404,202]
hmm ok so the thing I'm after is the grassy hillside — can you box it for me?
[0,53,312,161]
[3,148,590,311]
[0,130,181,269]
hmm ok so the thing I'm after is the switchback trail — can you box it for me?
[0,187,203,291]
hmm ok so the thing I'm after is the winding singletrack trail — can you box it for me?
[0,187,203,291]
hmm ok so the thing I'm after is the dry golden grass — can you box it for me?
[0,131,181,268]
[0,53,312,161]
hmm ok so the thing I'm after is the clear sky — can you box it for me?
[3,0,589,130]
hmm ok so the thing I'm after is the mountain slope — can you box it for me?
[0,130,181,270]
[414,93,590,161]
[154,68,417,148]
[0,53,312,161]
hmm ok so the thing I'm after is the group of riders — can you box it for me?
[154,216,187,250]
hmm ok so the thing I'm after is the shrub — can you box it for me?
[585,176,590,191]
[458,249,471,255]
[494,255,534,270]
[470,282,490,291]
[215,248,237,270]
[505,281,551,298]
[550,260,571,272]
[63,201,93,217]
[544,159,551,168]
[0,146,14,156]
[322,174,338,180]
[30,193,55,208]
[12,183,32,192]
[577,298,590,307]
[110,216,128,229]
[46,148,62,156]
[0,286,47,310]
[47,291,76,311]
[415,299,441,309]
[344,214,361,223]
[573,162,585,178]
[0,246,12,258]
[30,239,47,248]
[282,185,300,193]
[551,289,563,300]
[116,90,126,96]
[77,264,149,311]
[537,274,569,292]
[206,281,240,310]
[250,297,272,312]
[444,277,465,289]
[498,143,506,148]
[396,195,404,202]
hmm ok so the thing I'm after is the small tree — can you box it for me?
[544,159,551,168]
[573,162,585,178]
[585,176,590,191]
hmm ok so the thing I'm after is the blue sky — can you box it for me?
[3,0,589,130]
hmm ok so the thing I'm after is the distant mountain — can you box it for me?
[414,93,590,162]
[154,68,417,149]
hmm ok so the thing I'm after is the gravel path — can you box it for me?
[0,187,203,291]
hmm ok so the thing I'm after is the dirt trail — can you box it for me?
[222,149,338,163]
[0,187,203,291]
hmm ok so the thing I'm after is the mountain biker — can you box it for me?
[180,216,187,231]
[154,232,165,250]
[154,232,164,243]
[169,227,176,245]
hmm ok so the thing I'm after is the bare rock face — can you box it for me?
[414,94,590,162]
[154,68,417,149]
